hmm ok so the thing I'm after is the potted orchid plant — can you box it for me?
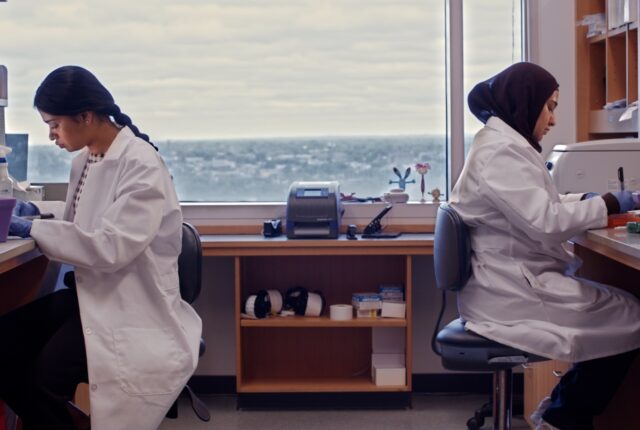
[415,162,431,203]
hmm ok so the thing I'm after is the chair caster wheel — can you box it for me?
[466,417,481,430]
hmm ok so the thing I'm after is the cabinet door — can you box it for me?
[523,360,570,428]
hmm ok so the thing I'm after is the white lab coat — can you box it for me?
[450,116,640,363]
[30,127,202,430]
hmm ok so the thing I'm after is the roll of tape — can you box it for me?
[284,286,308,315]
[330,304,353,321]
[245,295,257,318]
[266,289,283,314]
[306,292,324,317]
[244,290,271,319]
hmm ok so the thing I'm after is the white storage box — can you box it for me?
[371,353,406,386]
[381,300,406,318]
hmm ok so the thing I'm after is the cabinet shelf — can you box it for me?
[577,0,639,139]
[201,235,432,403]
[240,315,407,328]
[608,25,628,37]
[239,376,409,393]
[588,33,607,43]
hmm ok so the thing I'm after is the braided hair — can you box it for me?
[33,66,158,151]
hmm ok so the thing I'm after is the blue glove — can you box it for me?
[9,215,32,238]
[612,190,635,213]
[12,200,39,217]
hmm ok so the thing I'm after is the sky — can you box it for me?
[0,0,520,144]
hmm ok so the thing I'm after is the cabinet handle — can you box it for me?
[552,370,564,377]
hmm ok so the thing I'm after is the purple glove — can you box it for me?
[12,200,39,217]
[9,215,32,238]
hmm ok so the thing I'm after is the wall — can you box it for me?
[192,1,576,378]
[528,0,577,158]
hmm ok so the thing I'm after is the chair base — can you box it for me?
[166,384,211,422]
[466,399,492,430]
[465,369,517,430]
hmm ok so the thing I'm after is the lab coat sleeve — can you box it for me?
[31,158,166,273]
[558,193,584,203]
[478,142,607,243]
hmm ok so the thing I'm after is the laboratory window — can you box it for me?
[1,0,522,203]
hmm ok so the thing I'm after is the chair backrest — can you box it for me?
[434,203,471,292]
[178,222,203,304]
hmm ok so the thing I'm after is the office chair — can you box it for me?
[166,222,211,422]
[431,203,545,430]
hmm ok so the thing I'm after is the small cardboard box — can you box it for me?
[352,292,382,310]
[371,353,406,386]
[381,300,406,318]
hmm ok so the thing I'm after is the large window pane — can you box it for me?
[1,1,446,202]
[463,0,523,154]
[3,1,524,202]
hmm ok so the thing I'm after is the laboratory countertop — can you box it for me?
[0,237,41,274]
[573,228,640,271]
[200,233,435,257]
[3,229,637,269]
[587,228,640,259]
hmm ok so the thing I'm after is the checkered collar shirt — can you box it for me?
[72,152,105,220]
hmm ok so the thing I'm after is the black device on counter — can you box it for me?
[286,181,342,239]
[263,219,282,237]
[346,224,358,240]
[362,205,401,239]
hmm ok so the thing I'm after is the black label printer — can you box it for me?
[286,181,342,239]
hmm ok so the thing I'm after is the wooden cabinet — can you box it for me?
[523,360,570,428]
[576,0,639,140]
[201,234,432,402]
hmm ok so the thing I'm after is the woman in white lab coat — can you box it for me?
[451,62,640,430]
[3,66,202,430]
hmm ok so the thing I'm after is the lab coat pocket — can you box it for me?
[519,264,601,311]
[113,327,189,396]
[518,263,542,290]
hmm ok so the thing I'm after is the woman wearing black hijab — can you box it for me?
[450,62,640,430]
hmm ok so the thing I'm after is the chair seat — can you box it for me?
[436,318,547,371]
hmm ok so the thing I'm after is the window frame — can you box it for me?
[185,0,518,228]
[20,0,527,228]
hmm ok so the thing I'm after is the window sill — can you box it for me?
[181,201,438,234]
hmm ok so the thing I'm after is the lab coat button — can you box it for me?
[85,328,92,335]
[90,384,98,391]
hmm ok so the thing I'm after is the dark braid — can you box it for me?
[34,66,158,151]
[109,104,158,151]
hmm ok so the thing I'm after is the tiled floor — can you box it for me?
[158,393,531,430]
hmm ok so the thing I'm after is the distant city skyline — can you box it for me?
[1,1,520,144]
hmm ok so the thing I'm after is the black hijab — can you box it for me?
[467,62,559,153]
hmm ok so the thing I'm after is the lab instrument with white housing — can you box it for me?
[546,139,640,194]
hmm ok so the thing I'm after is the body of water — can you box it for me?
[27,135,448,202]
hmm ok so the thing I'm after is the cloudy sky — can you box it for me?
[1,0,520,144]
